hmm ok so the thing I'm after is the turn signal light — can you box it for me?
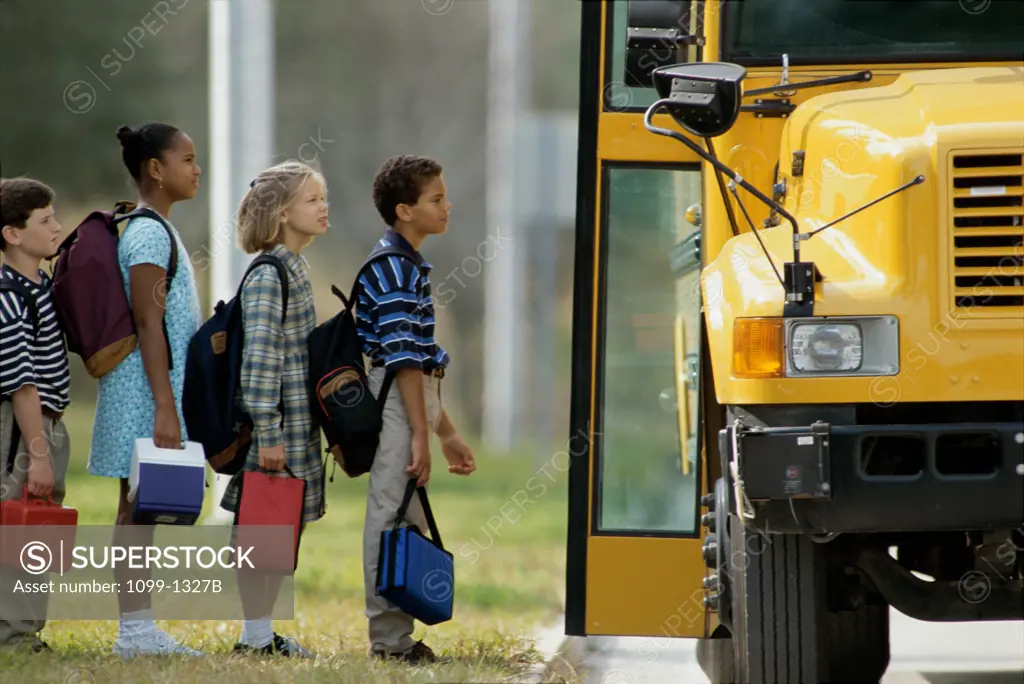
[733,318,784,378]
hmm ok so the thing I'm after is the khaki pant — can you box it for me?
[0,401,71,647]
[363,367,442,655]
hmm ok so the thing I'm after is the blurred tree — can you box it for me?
[276,0,492,434]
[0,0,581,441]
[0,0,203,202]
[531,0,581,112]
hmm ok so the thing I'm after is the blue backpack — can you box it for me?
[182,254,289,475]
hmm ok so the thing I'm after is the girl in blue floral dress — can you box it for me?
[88,122,204,658]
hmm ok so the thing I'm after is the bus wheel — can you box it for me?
[729,520,891,683]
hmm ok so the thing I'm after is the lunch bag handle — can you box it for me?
[393,478,444,550]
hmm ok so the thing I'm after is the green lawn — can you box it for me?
[1,403,573,683]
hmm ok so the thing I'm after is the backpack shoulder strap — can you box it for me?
[114,207,181,371]
[238,255,291,422]
[116,207,179,283]
[240,254,290,325]
[338,247,419,312]
[0,280,40,333]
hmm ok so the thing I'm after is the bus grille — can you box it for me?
[950,150,1024,315]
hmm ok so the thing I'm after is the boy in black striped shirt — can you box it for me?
[0,177,72,654]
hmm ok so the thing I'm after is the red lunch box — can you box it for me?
[0,486,79,572]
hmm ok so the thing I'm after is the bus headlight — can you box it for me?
[786,317,898,377]
[791,323,862,372]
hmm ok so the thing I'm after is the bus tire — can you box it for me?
[729,519,891,683]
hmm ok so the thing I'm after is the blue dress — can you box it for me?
[87,216,202,479]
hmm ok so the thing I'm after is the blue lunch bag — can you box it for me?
[375,478,454,625]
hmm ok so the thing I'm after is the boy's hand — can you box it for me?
[408,431,431,486]
[27,456,54,498]
[259,445,287,471]
[441,432,476,476]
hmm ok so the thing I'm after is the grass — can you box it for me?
[1,403,574,683]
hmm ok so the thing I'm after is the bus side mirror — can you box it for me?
[651,62,746,138]
[625,0,703,89]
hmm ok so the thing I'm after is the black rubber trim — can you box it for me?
[564,0,602,638]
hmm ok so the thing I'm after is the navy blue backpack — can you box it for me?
[182,255,289,475]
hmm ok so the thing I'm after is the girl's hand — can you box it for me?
[259,444,287,471]
[153,403,182,449]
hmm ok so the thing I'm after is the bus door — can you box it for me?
[565,0,712,639]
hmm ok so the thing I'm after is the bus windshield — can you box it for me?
[721,0,1024,64]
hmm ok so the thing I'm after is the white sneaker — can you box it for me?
[112,628,205,659]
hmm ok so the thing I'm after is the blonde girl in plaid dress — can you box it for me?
[219,160,327,658]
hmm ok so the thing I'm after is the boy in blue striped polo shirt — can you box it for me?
[355,155,476,665]
[0,177,72,654]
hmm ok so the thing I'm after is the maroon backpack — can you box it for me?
[50,201,177,378]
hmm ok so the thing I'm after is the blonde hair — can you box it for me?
[237,160,325,254]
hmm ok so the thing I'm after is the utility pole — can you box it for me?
[483,0,528,454]
[229,0,275,278]
[208,0,232,312]
[206,0,275,522]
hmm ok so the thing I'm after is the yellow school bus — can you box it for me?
[564,2,1024,681]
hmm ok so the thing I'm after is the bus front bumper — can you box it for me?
[720,420,1024,534]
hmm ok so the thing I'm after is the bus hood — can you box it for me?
[768,64,1024,315]
[786,65,1024,142]
[701,65,1023,403]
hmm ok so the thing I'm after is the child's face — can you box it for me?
[2,205,62,260]
[154,132,202,201]
[281,174,329,241]
[399,174,450,236]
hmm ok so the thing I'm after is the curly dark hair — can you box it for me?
[372,155,443,227]
[1,177,55,250]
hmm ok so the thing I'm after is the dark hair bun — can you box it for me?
[117,121,182,184]
[117,125,136,146]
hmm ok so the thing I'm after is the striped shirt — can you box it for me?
[0,264,71,413]
[355,230,449,374]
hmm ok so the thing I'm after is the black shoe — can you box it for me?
[373,640,437,665]
[0,638,52,654]
[29,640,52,654]
[233,633,314,659]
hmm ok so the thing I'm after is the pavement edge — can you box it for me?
[522,618,590,684]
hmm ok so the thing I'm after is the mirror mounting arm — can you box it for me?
[800,175,926,240]
[743,70,872,98]
[645,100,800,237]
[645,98,822,307]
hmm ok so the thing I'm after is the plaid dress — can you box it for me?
[219,243,324,523]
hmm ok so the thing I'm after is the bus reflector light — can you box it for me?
[733,318,783,378]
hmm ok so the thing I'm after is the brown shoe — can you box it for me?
[373,640,436,665]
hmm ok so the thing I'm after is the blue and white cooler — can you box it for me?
[128,438,207,525]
